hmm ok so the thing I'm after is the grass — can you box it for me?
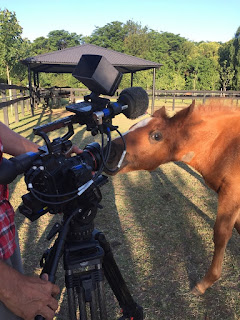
[5,103,240,320]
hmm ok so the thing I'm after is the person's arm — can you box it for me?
[0,260,59,319]
[0,122,39,156]
[0,121,82,157]
[0,122,60,318]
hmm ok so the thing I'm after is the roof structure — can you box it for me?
[22,43,162,74]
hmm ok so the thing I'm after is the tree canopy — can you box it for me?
[0,8,239,91]
[0,9,26,84]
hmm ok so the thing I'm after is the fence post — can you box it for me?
[25,95,30,112]
[70,89,75,103]
[20,91,25,117]
[12,89,19,123]
[172,94,175,111]
[1,90,9,127]
[203,93,206,104]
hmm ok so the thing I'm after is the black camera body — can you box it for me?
[18,54,123,223]
[19,141,105,222]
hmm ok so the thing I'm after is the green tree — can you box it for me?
[184,42,221,90]
[219,60,235,91]
[124,29,149,58]
[0,11,238,92]
[85,21,126,52]
[123,21,149,57]
[47,30,82,51]
[31,30,82,56]
[11,38,33,85]
[30,30,83,87]
[232,26,240,89]
[0,8,23,84]
[147,31,189,89]
[218,41,235,90]
[235,26,240,39]
[198,42,220,59]
[31,36,51,55]
[186,55,220,90]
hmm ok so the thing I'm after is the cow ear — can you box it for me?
[153,106,168,119]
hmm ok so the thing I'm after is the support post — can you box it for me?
[28,65,34,116]
[151,68,156,115]
[131,73,134,87]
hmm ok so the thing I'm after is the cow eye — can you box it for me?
[150,131,162,142]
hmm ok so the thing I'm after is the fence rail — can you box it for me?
[42,87,240,106]
[1,84,240,126]
[0,84,29,91]
[0,84,31,126]
[145,89,240,113]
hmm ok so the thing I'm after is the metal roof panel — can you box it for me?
[22,44,162,73]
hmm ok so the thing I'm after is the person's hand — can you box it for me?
[71,144,83,155]
[64,144,83,158]
[0,267,60,320]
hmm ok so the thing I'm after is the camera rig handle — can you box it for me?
[33,114,78,136]
[33,115,78,154]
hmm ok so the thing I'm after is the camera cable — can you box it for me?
[99,123,126,174]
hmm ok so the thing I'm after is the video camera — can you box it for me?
[0,55,149,231]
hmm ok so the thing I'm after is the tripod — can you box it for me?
[35,206,144,320]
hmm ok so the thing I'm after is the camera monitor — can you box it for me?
[72,54,123,96]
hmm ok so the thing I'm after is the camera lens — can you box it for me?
[80,142,101,171]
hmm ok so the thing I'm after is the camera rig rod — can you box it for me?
[33,114,78,135]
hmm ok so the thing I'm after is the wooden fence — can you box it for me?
[148,89,240,113]
[0,84,31,126]
[51,87,240,113]
[1,84,240,126]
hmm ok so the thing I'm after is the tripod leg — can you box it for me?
[96,264,107,320]
[66,270,77,320]
[95,232,143,320]
[90,289,98,320]
[77,287,87,320]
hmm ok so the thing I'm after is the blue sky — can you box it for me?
[1,0,239,43]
